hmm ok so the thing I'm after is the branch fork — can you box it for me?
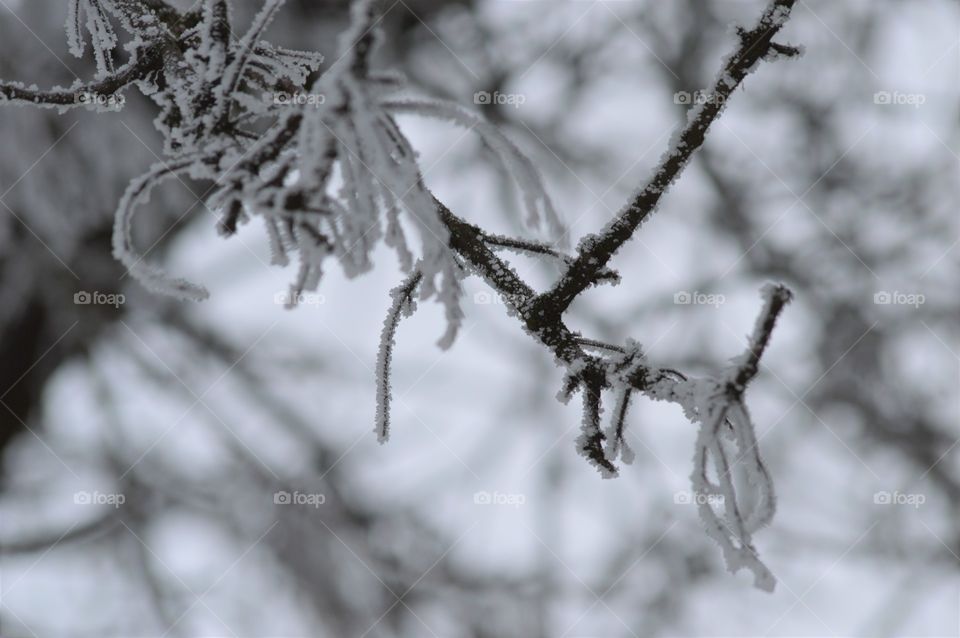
[0,0,802,592]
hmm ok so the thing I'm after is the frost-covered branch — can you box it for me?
[640,285,792,591]
[577,365,617,477]
[726,283,793,396]
[531,0,802,319]
[479,232,620,284]
[375,268,422,443]
[0,44,161,108]
[111,154,218,300]
[0,0,801,592]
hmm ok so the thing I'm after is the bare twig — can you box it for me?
[727,283,794,396]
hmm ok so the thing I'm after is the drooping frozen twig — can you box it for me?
[602,339,645,466]
[375,269,423,443]
[604,388,634,464]
[689,391,778,591]
[383,98,564,239]
[726,399,775,532]
[66,0,118,77]
[111,156,214,301]
[575,366,618,478]
[214,0,286,127]
[685,284,792,591]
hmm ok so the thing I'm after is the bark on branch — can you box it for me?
[0,44,162,107]
[530,0,800,319]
